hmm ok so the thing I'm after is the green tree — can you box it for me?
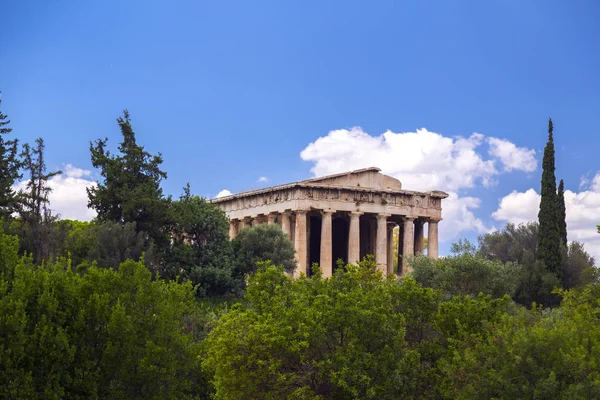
[410,252,522,299]
[166,186,235,297]
[232,223,296,278]
[557,178,567,245]
[440,287,600,399]
[203,259,419,399]
[478,222,538,264]
[0,255,210,399]
[537,118,562,279]
[87,110,170,249]
[562,241,595,289]
[17,138,61,263]
[87,221,157,271]
[0,92,21,219]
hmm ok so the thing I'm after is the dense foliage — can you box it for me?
[231,223,296,277]
[0,231,210,399]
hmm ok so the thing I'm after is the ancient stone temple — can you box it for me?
[212,167,448,278]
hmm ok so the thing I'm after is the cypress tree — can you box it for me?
[0,91,21,218]
[557,179,567,245]
[537,118,562,278]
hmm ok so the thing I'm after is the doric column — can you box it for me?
[252,215,263,226]
[228,219,239,240]
[396,221,404,276]
[375,214,390,275]
[294,210,308,277]
[320,210,334,277]
[281,211,292,240]
[239,217,251,231]
[414,219,424,255]
[428,218,441,260]
[386,222,395,276]
[347,211,362,264]
[401,217,415,276]
[267,213,277,224]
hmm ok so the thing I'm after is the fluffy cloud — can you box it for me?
[492,173,600,260]
[301,128,501,193]
[300,127,536,241]
[257,176,269,183]
[15,164,97,221]
[487,137,537,172]
[216,189,233,198]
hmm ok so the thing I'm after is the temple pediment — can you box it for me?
[302,167,402,190]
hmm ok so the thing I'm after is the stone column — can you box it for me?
[281,211,292,240]
[396,221,404,276]
[267,213,277,224]
[386,222,395,276]
[239,217,250,231]
[375,214,390,275]
[401,217,415,276]
[347,211,362,264]
[294,210,308,277]
[427,218,440,260]
[320,210,334,277]
[414,219,424,255]
[253,215,263,226]
[228,219,239,240]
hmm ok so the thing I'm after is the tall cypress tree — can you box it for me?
[537,118,562,278]
[557,179,567,245]
[0,91,21,218]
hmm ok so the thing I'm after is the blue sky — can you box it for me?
[2,1,600,257]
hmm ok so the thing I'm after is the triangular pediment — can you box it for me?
[302,167,402,190]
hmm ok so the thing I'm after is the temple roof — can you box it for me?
[211,167,449,202]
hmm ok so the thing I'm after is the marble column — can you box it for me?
[281,211,292,240]
[320,210,334,277]
[396,221,404,276]
[253,215,263,226]
[401,217,415,276]
[228,219,239,240]
[347,211,362,264]
[267,213,277,224]
[294,210,308,277]
[414,219,424,255]
[427,218,440,260]
[386,222,395,276]
[375,214,390,275]
[239,217,250,231]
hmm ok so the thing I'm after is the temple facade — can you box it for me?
[212,167,448,277]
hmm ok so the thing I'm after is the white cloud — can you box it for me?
[216,189,232,198]
[487,137,537,172]
[14,164,97,221]
[441,192,492,240]
[492,188,540,224]
[492,173,600,260]
[257,176,269,183]
[300,127,536,241]
[301,127,502,193]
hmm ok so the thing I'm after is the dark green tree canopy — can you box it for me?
[87,110,169,247]
[557,178,567,245]
[537,118,562,278]
[231,223,296,277]
[0,92,21,218]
